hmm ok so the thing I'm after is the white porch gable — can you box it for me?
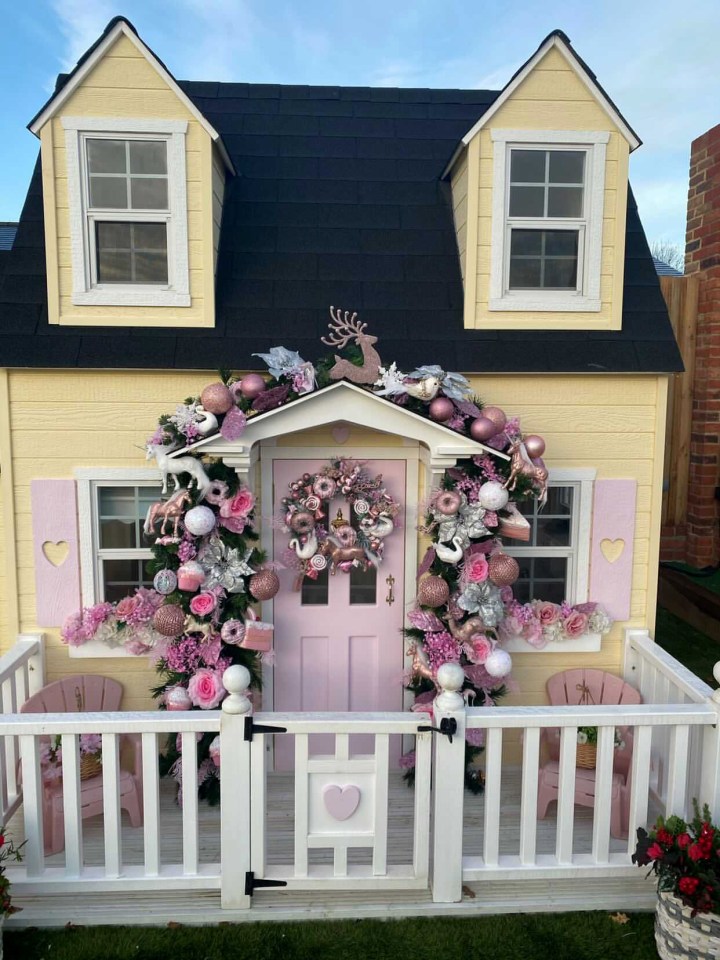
[172,380,508,482]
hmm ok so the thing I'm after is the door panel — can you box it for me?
[272,458,406,770]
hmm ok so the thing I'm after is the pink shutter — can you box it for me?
[588,479,637,621]
[31,479,81,627]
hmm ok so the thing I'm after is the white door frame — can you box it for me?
[258,441,421,714]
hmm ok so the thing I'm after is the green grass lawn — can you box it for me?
[5,913,658,960]
[654,604,719,686]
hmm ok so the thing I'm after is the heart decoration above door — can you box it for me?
[600,538,625,564]
[322,783,361,821]
[42,540,70,567]
[331,425,350,444]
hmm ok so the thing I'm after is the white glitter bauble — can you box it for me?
[184,505,216,537]
[485,648,512,678]
[478,481,509,512]
[153,569,178,595]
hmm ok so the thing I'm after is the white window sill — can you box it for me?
[72,289,191,308]
[489,296,602,313]
[68,638,141,659]
[503,632,602,653]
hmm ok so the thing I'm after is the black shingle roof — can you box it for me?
[0,69,681,372]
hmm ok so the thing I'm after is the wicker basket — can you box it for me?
[576,742,597,769]
[79,752,102,781]
[656,891,720,959]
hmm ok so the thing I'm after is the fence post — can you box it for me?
[431,662,467,903]
[220,664,252,910]
[622,628,646,687]
[700,663,720,813]
[19,632,45,695]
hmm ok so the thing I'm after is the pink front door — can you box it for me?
[272,458,406,770]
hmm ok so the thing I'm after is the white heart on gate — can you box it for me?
[322,783,361,821]
[331,425,350,444]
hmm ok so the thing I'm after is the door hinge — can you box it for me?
[418,717,458,743]
[243,716,288,742]
[245,871,288,896]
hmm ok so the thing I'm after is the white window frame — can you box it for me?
[489,130,608,313]
[74,468,161,658]
[62,118,190,308]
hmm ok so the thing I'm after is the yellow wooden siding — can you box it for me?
[450,153,469,282]
[452,45,630,332]
[41,33,216,329]
[3,369,665,713]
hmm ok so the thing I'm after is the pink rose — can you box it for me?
[468,634,494,664]
[115,596,138,622]
[190,592,216,617]
[464,554,489,584]
[218,488,255,534]
[535,601,560,626]
[187,668,225,710]
[563,611,589,639]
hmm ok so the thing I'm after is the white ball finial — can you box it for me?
[222,664,252,715]
[712,662,720,704]
[435,662,466,711]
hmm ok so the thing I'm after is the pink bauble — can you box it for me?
[200,382,233,415]
[153,604,186,638]
[417,575,450,609]
[428,397,454,422]
[249,569,280,601]
[165,686,192,711]
[485,648,512,679]
[470,417,498,442]
[523,434,546,459]
[239,374,267,400]
[482,406,507,433]
[488,553,520,587]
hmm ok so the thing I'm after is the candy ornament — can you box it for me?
[177,560,206,592]
[165,686,192,711]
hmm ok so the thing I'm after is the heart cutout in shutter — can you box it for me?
[331,425,350,444]
[323,784,361,821]
[600,538,625,564]
[42,540,70,567]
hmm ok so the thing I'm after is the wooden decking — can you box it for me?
[5,768,658,926]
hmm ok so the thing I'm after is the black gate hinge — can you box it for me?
[243,716,288,742]
[418,717,458,743]
[245,871,288,896]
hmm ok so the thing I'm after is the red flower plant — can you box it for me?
[634,801,720,916]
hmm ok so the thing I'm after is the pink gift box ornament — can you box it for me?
[177,561,206,592]
[241,608,274,652]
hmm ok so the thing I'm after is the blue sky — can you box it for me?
[1,0,717,249]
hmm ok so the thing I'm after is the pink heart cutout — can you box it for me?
[322,784,361,821]
[332,425,350,444]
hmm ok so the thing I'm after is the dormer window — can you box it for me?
[62,118,190,307]
[489,130,609,312]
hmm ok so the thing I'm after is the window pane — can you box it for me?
[533,556,568,579]
[89,176,128,209]
[103,560,151,603]
[99,486,136,517]
[532,580,566,604]
[129,140,167,175]
[87,139,127,174]
[535,517,571,546]
[510,230,543,256]
[509,185,544,217]
[130,177,168,210]
[97,250,132,283]
[544,231,579,256]
[134,252,168,284]
[350,565,377,605]
[544,486,573,515]
[549,150,584,184]
[544,258,578,288]
[100,519,137,549]
[509,257,541,288]
[510,150,546,183]
[548,186,583,218]
[301,566,329,606]
[133,223,167,250]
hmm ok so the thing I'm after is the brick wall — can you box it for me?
[685,124,720,567]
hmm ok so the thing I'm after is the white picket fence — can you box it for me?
[1,627,720,919]
[0,633,44,824]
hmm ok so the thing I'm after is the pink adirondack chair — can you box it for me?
[536,668,642,840]
[20,675,143,856]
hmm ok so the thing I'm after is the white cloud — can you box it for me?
[50,0,115,71]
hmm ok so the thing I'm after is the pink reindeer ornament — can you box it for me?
[321,307,382,385]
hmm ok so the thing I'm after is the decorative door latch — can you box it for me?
[418,717,458,743]
[385,574,395,605]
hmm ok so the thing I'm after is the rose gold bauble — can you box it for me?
[200,382,233,415]
[482,406,507,433]
[417,575,450,608]
[239,374,267,399]
[488,553,520,587]
[523,434,546,459]
[428,396,454,422]
[153,604,186,638]
[470,416,498,442]
[249,569,280,601]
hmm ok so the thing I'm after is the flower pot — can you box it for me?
[576,742,597,769]
[656,891,720,959]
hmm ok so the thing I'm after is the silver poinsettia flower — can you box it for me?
[457,581,504,626]
[200,538,254,594]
